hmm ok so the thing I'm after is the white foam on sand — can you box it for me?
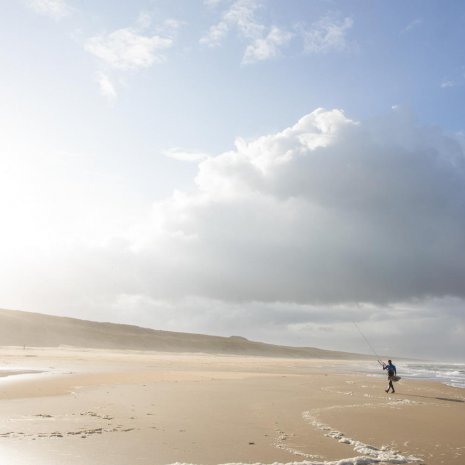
[301,410,421,465]
[168,403,422,465]
[169,458,420,465]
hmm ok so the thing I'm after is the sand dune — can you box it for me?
[0,308,364,358]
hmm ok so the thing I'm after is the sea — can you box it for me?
[400,361,465,389]
[359,360,465,389]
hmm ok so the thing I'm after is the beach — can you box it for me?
[0,347,464,465]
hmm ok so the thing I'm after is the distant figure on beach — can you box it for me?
[383,359,397,393]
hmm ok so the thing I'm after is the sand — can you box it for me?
[0,347,464,465]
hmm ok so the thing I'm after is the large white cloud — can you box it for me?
[124,107,465,306]
[11,107,462,308]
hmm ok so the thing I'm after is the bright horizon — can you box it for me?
[1,0,465,361]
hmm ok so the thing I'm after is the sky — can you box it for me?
[1,0,465,361]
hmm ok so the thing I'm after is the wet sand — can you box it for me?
[0,347,464,465]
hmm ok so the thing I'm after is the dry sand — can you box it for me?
[0,348,464,465]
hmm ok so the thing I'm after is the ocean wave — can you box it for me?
[402,363,465,389]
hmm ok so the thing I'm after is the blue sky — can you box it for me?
[1,0,465,360]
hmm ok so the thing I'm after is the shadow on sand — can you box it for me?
[403,393,464,403]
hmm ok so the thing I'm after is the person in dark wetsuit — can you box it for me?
[383,359,397,393]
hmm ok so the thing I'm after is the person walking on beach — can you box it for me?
[383,359,397,393]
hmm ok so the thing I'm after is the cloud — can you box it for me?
[200,0,263,48]
[2,108,465,359]
[122,107,465,307]
[161,18,185,35]
[440,79,455,89]
[201,0,292,64]
[243,26,293,64]
[302,16,354,54]
[85,15,180,99]
[25,0,71,19]
[203,0,227,7]
[163,147,209,162]
[201,3,356,63]
[85,28,173,70]
[5,108,465,309]
[96,72,117,101]
[401,18,423,34]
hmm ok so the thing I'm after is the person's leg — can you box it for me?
[389,379,395,393]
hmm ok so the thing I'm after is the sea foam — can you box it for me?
[302,411,421,465]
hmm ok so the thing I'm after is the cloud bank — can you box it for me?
[8,107,465,307]
[2,108,464,358]
[124,107,464,306]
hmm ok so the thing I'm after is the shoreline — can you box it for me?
[0,347,464,465]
